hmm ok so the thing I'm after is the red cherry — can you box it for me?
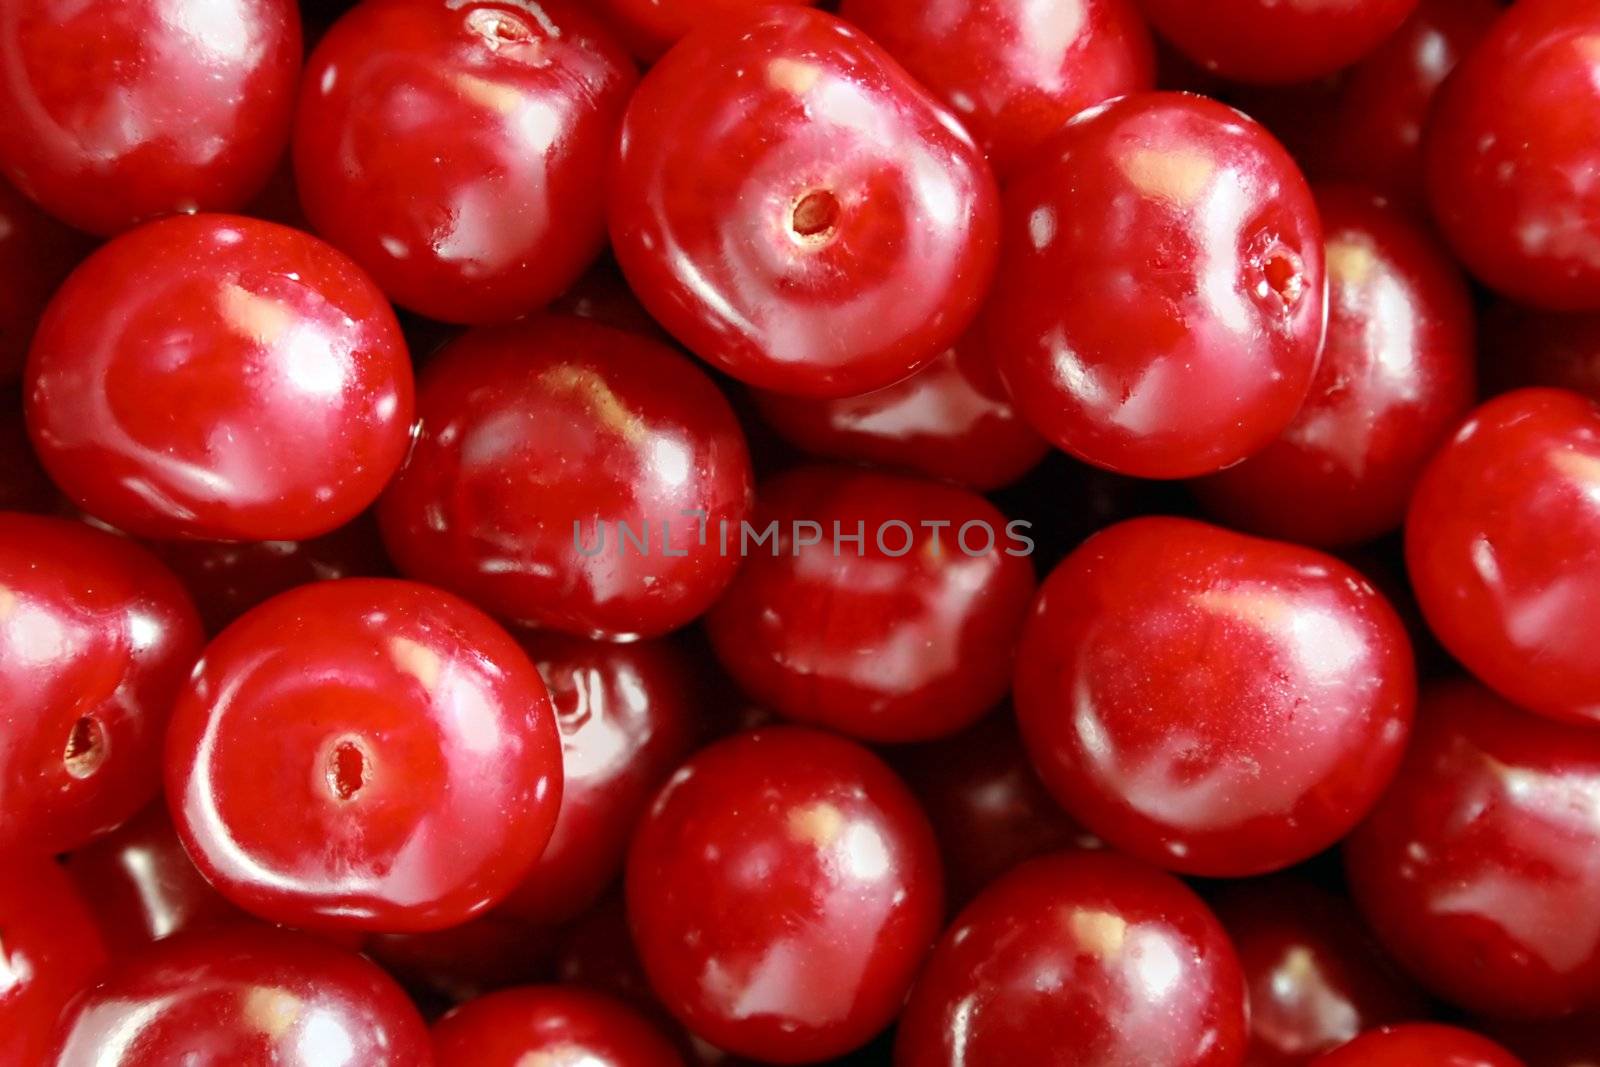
[378,315,752,640]
[590,0,815,61]
[0,0,301,236]
[1191,185,1477,548]
[25,214,413,542]
[0,177,92,384]
[1406,388,1600,725]
[750,337,1050,492]
[293,0,636,325]
[0,858,108,1067]
[1425,0,1600,310]
[1138,0,1420,84]
[626,727,943,1063]
[165,579,563,933]
[1210,877,1427,1066]
[433,987,684,1067]
[1309,1024,1523,1067]
[496,633,702,927]
[836,0,1154,177]
[705,465,1036,743]
[986,92,1325,478]
[610,6,1000,399]
[50,925,430,1066]
[1345,679,1600,1019]
[1480,302,1600,401]
[1016,516,1416,877]
[0,513,202,854]
[895,850,1247,1066]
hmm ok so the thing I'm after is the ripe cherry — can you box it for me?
[432,987,685,1067]
[165,579,563,933]
[1309,1024,1523,1067]
[610,6,1000,399]
[0,177,92,384]
[0,858,109,1067]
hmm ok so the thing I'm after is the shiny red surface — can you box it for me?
[0,514,202,855]
[1309,1024,1524,1067]
[0,0,301,236]
[895,850,1248,1066]
[626,727,943,1063]
[294,0,636,325]
[1138,0,1419,84]
[610,6,1000,399]
[1481,302,1600,401]
[0,858,109,1067]
[432,986,684,1067]
[1346,678,1600,1019]
[378,315,752,640]
[1192,186,1477,548]
[497,633,701,926]
[25,214,413,542]
[705,466,1036,743]
[165,579,564,932]
[1425,0,1600,310]
[1016,517,1416,877]
[49,925,431,1066]
[0,177,92,384]
[987,92,1325,478]
[837,0,1154,176]
[1406,388,1600,725]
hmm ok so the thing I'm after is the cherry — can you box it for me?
[496,633,702,927]
[433,986,684,1067]
[626,727,943,1063]
[750,337,1050,492]
[1424,0,1600,311]
[1210,877,1427,1066]
[1480,302,1600,401]
[1406,388,1600,725]
[1345,678,1600,1019]
[49,925,431,1066]
[1192,185,1477,548]
[0,177,92,384]
[294,0,636,325]
[610,6,1000,399]
[1309,1024,1523,1067]
[986,92,1325,478]
[165,578,563,933]
[836,0,1155,177]
[25,214,413,542]
[705,465,1036,743]
[0,858,109,1067]
[0,0,301,236]
[378,315,752,640]
[590,0,815,61]
[0,513,202,855]
[1138,0,1420,85]
[895,850,1248,1066]
[1016,516,1416,877]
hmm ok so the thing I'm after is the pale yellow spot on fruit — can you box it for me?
[390,636,442,690]
[1069,909,1128,958]
[244,987,302,1039]
[788,802,844,848]
[219,284,292,346]
[456,73,523,116]
[767,57,820,95]
[1193,587,1291,628]
[0,587,14,622]
[1326,238,1375,286]
[1551,448,1600,486]
[1120,147,1215,206]
[540,366,646,443]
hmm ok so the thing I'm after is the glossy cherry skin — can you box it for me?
[379,315,752,640]
[1310,1025,1524,1067]
[1210,878,1426,1066]
[26,214,413,542]
[987,92,1325,478]
[626,727,943,1063]
[497,633,701,926]
[165,578,563,933]
[895,850,1247,1067]
[0,858,109,1067]
[0,0,301,236]
[1425,0,1600,310]
[610,6,1000,399]
[705,466,1036,743]
[837,0,1154,177]
[1016,516,1416,877]
[1345,678,1600,1019]
[50,926,430,1067]
[750,337,1050,491]
[294,0,635,325]
[1138,0,1419,84]
[1192,186,1477,548]
[1406,388,1600,725]
[0,514,202,854]
[433,987,684,1067]
[0,178,92,384]
[1481,302,1600,402]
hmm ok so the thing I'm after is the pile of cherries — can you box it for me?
[4,0,1600,1063]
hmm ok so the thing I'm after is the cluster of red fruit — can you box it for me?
[3,0,1599,1064]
